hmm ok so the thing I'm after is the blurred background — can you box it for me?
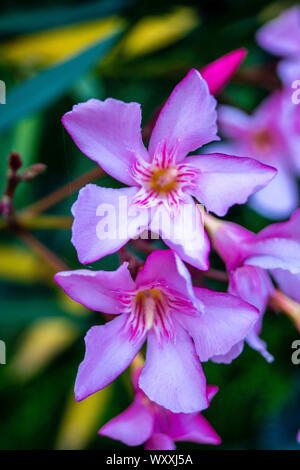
[0,0,299,450]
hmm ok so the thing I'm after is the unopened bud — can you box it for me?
[8,152,22,172]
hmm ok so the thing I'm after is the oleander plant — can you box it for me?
[0,0,299,450]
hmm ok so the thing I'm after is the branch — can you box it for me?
[269,289,300,332]
[0,152,46,224]
[19,215,73,230]
[17,229,69,273]
[21,166,104,216]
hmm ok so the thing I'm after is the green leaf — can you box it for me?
[0,32,121,134]
[0,1,130,35]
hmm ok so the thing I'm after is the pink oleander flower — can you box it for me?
[99,368,221,450]
[62,68,276,270]
[256,6,300,58]
[208,209,300,361]
[280,89,300,177]
[54,250,258,413]
[271,270,300,305]
[256,7,300,87]
[216,92,299,219]
[264,210,300,306]
[278,57,300,88]
[256,8,300,182]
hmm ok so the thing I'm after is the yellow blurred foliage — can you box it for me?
[1,17,124,67]
[58,290,90,317]
[0,245,47,282]
[10,317,79,379]
[1,7,198,68]
[122,6,199,58]
[259,2,288,22]
[56,385,112,450]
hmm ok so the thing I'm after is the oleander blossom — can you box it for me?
[255,7,300,183]
[99,368,221,450]
[209,209,300,361]
[256,6,300,87]
[54,250,259,413]
[215,92,299,219]
[62,68,276,270]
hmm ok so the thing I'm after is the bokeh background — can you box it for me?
[0,0,299,450]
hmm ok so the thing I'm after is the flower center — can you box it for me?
[253,129,273,153]
[131,141,198,211]
[134,288,165,329]
[148,166,179,194]
[127,288,174,342]
[119,283,199,344]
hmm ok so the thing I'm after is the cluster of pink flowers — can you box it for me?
[208,6,300,220]
[54,10,300,450]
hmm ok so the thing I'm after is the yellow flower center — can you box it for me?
[148,166,178,194]
[133,288,166,330]
[253,129,273,152]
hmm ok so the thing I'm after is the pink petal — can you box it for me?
[210,220,254,271]
[62,98,148,185]
[280,87,300,175]
[278,58,300,87]
[255,207,300,240]
[229,266,274,314]
[212,210,300,274]
[256,6,300,57]
[99,392,154,446]
[71,184,149,264]
[254,89,285,129]
[179,288,259,362]
[168,413,221,445]
[149,197,210,270]
[145,433,176,450]
[211,341,244,364]
[219,92,287,160]
[75,315,144,401]
[54,262,134,313]
[139,325,208,413]
[245,238,300,274]
[297,429,300,444]
[135,250,204,312]
[249,165,298,220]
[186,153,277,216]
[201,48,247,95]
[271,268,300,304]
[148,69,219,162]
[228,266,274,362]
[246,329,274,363]
[218,105,251,139]
[207,385,219,402]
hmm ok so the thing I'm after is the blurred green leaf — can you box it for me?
[0,32,121,133]
[0,0,130,35]
[0,297,71,326]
